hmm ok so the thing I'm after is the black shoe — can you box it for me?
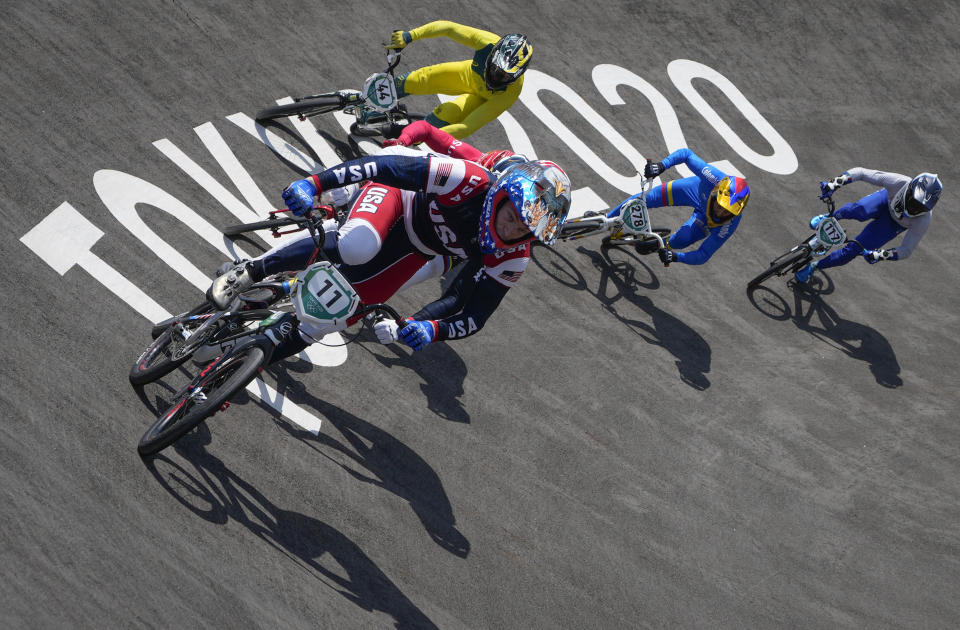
[634,238,659,255]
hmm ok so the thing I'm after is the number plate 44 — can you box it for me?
[362,72,399,113]
[293,262,360,335]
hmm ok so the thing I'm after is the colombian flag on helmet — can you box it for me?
[714,176,750,215]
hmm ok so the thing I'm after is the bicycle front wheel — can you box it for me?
[255,95,343,122]
[747,247,810,289]
[131,303,216,385]
[222,216,300,237]
[137,344,267,456]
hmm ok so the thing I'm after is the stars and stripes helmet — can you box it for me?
[478,149,527,175]
[479,160,571,254]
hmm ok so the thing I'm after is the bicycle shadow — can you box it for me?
[262,362,471,558]
[746,276,902,388]
[578,246,711,390]
[254,119,360,174]
[529,241,589,291]
[142,440,438,629]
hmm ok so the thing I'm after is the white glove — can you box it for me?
[320,183,358,208]
[373,318,400,344]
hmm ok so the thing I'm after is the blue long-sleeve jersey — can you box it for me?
[607,148,742,265]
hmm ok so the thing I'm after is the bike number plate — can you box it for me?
[362,72,398,113]
[293,262,360,334]
[817,217,846,246]
[619,197,649,235]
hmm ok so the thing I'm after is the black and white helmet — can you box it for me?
[484,34,533,91]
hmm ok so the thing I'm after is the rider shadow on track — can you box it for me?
[261,361,471,559]
[576,246,712,390]
[530,242,710,389]
[747,275,902,388]
[360,334,471,424]
[142,441,438,629]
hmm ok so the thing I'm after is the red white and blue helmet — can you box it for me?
[892,173,942,218]
[479,160,572,254]
[478,149,526,174]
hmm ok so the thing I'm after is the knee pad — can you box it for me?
[337,220,382,266]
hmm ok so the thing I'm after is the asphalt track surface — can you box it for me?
[2,1,959,628]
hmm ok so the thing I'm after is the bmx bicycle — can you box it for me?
[557,177,671,260]
[255,51,425,141]
[135,211,405,456]
[747,196,857,289]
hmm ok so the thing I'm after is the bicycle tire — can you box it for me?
[255,95,343,122]
[747,247,810,289]
[222,216,300,237]
[129,326,194,386]
[132,302,218,385]
[137,344,267,456]
[601,227,672,249]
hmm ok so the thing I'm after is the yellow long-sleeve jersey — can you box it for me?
[397,21,524,139]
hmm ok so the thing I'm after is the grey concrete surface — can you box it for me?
[1,1,959,628]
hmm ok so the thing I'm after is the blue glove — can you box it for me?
[644,160,665,178]
[658,248,676,266]
[282,179,318,216]
[819,172,851,200]
[398,319,437,351]
[863,248,896,264]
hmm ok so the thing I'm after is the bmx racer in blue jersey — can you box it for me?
[608,148,751,266]
[794,168,942,283]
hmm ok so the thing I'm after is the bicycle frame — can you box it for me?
[559,178,665,248]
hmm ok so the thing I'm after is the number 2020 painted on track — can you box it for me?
[485,60,797,205]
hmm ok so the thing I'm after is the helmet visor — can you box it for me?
[510,163,570,245]
[904,194,929,217]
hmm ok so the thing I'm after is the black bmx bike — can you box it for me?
[747,197,859,289]
[255,51,425,140]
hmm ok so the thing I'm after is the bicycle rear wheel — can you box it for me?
[747,247,810,289]
[255,95,343,122]
[137,344,266,456]
[222,216,300,237]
